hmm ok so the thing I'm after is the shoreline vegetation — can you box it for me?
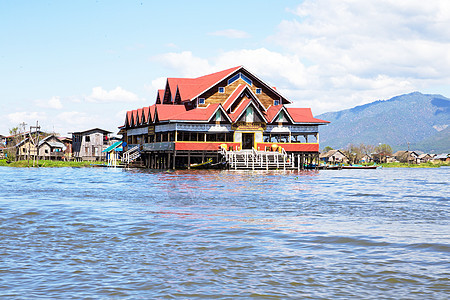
[1,159,449,168]
[0,159,103,168]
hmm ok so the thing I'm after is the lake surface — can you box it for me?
[0,166,449,299]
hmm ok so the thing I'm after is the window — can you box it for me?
[256,88,262,94]
[241,73,252,85]
[198,98,205,105]
[227,72,253,86]
[85,136,90,142]
[274,99,280,106]
[218,87,225,93]
[227,73,240,85]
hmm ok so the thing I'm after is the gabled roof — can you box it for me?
[149,105,156,123]
[135,109,142,126]
[223,84,245,110]
[228,99,268,123]
[223,84,266,113]
[264,105,283,123]
[156,89,164,104]
[72,128,112,135]
[319,149,348,159]
[142,106,150,124]
[126,111,133,127]
[166,66,242,102]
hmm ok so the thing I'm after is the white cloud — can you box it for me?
[35,96,63,109]
[209,29,250,39]
[144,76,167,98]
[152,51,213,77]
[86,86,142,103]
[54,111,118,135]
[7,111,48,125]
[151,0,450,115]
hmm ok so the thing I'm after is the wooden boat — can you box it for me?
[342,165,379,169]
[189,158,213,169]
[325,165,342,170]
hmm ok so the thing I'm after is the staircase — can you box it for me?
[219,147,301,170]
[122,145,141,166]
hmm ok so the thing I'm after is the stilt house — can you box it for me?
[120,66,329,169]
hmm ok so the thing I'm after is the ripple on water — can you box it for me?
[0,167,449,298]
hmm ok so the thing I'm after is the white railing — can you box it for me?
[218,146,297,170]
[122,145,140,164]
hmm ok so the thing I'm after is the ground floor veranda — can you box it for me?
[124,123,322,169]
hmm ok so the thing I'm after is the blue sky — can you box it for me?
[1,0,449,136]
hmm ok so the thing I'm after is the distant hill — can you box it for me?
[316,92,450,153]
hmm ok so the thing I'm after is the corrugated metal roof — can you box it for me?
[102,141,123,153]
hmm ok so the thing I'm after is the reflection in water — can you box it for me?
[0,167,448,299]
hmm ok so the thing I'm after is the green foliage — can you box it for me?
[375,144,393,155]
[342,143,375,164]
[380,161,450,168]
[323,146,334,152]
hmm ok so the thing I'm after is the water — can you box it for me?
[0,167,449,299]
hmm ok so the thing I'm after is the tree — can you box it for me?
[343,143,375,164]
[375,144,392,155]
[5,127,20,162]
[374,144,393,163]
[323,146,334,152]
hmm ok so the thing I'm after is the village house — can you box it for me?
[319,149,349,164]
[37,135,66,160]
[58,137,73,160]
[372,152,391,163]
[393,150,419,164]
[0,134,6,159]
[120,66,330,169]
[418,153,435,163]
[360,153,373,163]
[433,153,450,162]
[72,128,112,161]
[16,134,66,161]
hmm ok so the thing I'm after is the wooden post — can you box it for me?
[167,152,170,169]
[172,151,176,169]
[187,151,191,169]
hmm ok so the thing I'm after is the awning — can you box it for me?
[102,141,123,153]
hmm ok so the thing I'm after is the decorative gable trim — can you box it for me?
[230,99,268,123]
[225,85,267,114]
[269,106,295,124]
[189,66,243,101]
[208,105,233,123]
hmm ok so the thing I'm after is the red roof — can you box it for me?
[285,108,330,124]
[155,105,187,122]
[155,103,223,122]
[126,111,133,126]
[167,66,241,102]
[123,67,329,127]
[149,105,156,122]
[136,109,142,126]
[223,84,245,111]
[264,105,283,123]
[143,107,150,123]
[229,98,251,122]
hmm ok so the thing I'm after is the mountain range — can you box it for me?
[316,92,450,153]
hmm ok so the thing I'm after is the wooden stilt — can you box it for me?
[172,151,176,169]
[188,151,191,169]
